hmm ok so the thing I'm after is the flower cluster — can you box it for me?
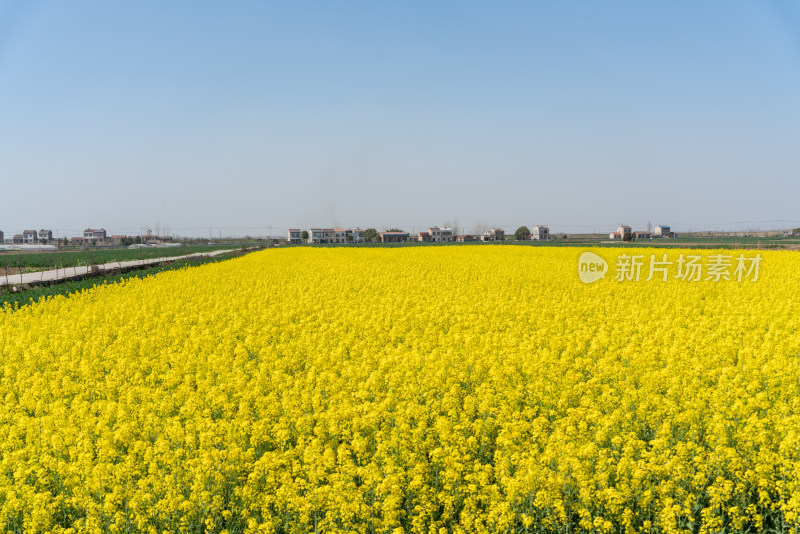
[0,246,798,533]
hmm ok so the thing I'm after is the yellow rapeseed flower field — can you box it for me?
[1,246,799,533]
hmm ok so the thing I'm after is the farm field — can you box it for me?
[0,246,799,533]
[0,245,238,273]
[0,249,244,309]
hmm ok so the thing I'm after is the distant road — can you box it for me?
[0,249,235,288]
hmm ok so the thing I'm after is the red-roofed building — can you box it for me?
[610,225,632,240]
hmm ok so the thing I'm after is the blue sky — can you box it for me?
[1,1,799,237]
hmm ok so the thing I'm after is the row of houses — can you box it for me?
[2,228,109,245]
[287,227,463,244]
[69,232,171,246]
[1,229,54,244]
[1,228,172,246]
[287,226,551,244]
[287,228,360,244]
[416,226,549,242]
[609,225,674,240]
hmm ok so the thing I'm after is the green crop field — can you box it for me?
[0,249,243,309]
[667,235,800,245]
[0,245,238,272]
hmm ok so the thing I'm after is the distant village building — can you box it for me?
[424,227,454,243]
[84,228,107,243]
[348,228,365,243]
[288,229,303,244]
[482,228,505,242]
[308,228,325,244]
[23,230,38,244]
[609,225,632,240]
[531,225,549,241]
[0,231,4,243]
[654,225,673,237]
[12,234,24,244]
[306,228,346,244]
[456,235,478,242]
[635,231,651,239]
[109,235,127,245]
[380,231,409,243]
[38,229,53,243]
[419,227,455,243]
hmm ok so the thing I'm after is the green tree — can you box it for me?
[301,230,309,240]
[514,226,530,241]
[363,228,378,242]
